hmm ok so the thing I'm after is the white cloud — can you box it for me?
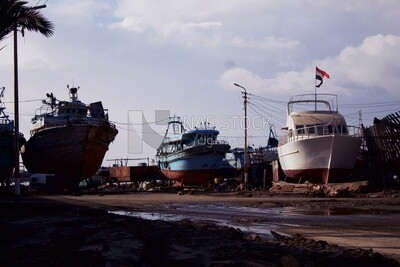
[332,34,400,95]
[219,67,307,97]
[219,67,267,92]
[219,34,400,97]
[109,16,144,32]
[108,0,299,48]
[107,0,400,53]
[50,0,110,25]
[109,0,227,47]
[231,36,299,50]
[160,22,223,47]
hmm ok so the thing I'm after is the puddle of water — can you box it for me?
[280,207,400,216]
[109,210,277,239]
[109,203,399,240]
[110,210,186,221]
[165,203,284,218]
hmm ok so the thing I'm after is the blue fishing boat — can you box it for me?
[0,87,24,187]
[156,116,230,186]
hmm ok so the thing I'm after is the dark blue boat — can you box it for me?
[0,87,24,187]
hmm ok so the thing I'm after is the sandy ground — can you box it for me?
[1,190,400,266]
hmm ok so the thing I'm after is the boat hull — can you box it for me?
[21,122,117,188]
[278,135,361,184]
[0,130,15,185]
[0,130,25,186]
[157,144,230,186]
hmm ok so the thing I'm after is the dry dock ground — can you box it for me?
[1,190,400,266]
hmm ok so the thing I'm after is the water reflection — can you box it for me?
[109,204,399,239]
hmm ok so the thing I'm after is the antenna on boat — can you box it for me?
[45,92,57,108]
[0,87,5,99]
[67,84,79,102]
[0,87,5,112]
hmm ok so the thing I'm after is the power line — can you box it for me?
[340,100,400,108]
[4,99,43,103]
[248,100,286,122]
[110,118,169,126]
[248,93,286,104]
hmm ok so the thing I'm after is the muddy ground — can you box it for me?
[1,190,400,266]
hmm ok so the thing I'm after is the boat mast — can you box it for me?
[314,69,317,111]
[67,85,79,102]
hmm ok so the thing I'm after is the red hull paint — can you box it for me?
[283,168,354,184]
[22,123,117,187]
[161,169,216,186]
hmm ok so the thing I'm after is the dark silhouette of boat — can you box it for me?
[0,87,25,187]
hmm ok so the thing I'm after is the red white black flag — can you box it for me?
[316,67,330,88]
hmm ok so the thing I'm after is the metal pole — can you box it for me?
[13,4,47,203]
[234,83,248,191]
[315,68,317,111]
[13,24,20,203]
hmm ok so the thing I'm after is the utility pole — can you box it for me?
[14,4,47,203]
[234,83,248,190]
[13,22,20,203]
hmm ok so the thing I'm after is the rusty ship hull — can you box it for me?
[21,122,118,188]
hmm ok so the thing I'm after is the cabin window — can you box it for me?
[183,133,195,147]
[317,125,323,135]
[338,125,347,134]
[296,125,305,135]
[307,125,315,134]
[327,125,334,134]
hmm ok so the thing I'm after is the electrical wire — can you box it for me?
[4,99,43,103]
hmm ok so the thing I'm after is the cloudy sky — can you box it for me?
[1,0,399,166]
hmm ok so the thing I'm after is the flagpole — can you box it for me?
[314,67,317,111]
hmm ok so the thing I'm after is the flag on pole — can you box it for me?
[316,67,330,88]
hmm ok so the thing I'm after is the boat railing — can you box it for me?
[160,137,229,153]
[288,94,338,114]
[33,104,110,123]
[287,124,363,142]
[33,104,54,119]
[0,117,11,126]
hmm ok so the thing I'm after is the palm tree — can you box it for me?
[0,0,53,194]
[0,0,54,42]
